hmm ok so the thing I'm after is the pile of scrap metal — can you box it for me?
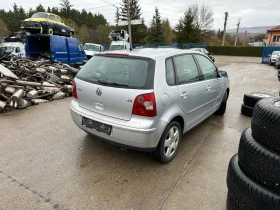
[0,54,79,112]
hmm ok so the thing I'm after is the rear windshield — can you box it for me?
[76,55,155,89]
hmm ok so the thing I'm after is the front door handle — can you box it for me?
[206,86,211,91]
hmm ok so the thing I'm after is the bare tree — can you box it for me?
[191,4,214,31]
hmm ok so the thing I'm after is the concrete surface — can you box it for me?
[0,56,279,210]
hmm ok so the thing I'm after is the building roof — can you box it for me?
[267,25,280,32]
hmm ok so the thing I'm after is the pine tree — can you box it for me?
[147,7,164,44]
[118,0,147,44]
[175,7,200,43]
[162,18,173,43]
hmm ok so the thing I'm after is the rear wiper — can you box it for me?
[98,79,128,87]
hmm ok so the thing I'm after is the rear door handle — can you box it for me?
[206,86,211,91]
[180,92,188,99]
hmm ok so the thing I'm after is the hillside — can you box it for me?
[226,25,277,34]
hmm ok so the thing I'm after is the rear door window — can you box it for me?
[194,54,218,80]
[76,55,155,89]
[174,54,201,84]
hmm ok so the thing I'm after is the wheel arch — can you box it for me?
[170,115,185,135]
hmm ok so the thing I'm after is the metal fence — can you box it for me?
[101,42,207,51]
[262,44,280,63]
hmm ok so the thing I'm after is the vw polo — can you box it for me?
[70,48,230,163]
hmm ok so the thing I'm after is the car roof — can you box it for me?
[102,48,200,59]
[84,43,102,46]
[33,12,60,17]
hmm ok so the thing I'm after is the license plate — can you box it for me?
[82,116,112,135]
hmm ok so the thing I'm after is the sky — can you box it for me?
[1,0,279,32]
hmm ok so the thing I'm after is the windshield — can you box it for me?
[31,12,49,19]
[109,45,125,51]
[0,47,15,53]
[76,55,155,89]
[272,51,280,55]
[84,44,100,52]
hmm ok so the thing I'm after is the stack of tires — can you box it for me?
[227,97,280,209]
[241,92,272,117]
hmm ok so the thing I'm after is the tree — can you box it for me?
[162,18,173,43]
[175,7,200,43]
[59,0,73,18]
[118,0,147,44]
[147,7,164,43]
[35,4,46,12]
[0,19,10,38]
[77,24,89,43]
[191,4,213,31]
[97,25,113,44]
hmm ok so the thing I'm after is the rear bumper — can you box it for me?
[70,100,167,149]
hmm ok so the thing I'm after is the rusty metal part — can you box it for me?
[31,99,49,104]
[26,89,38,98]
[10,89,24,108]
[52,91,66,100]
[36,67,46,74]
[0,100,6,111]
[60,69,68,75]
[17,99,32,109]
[0,64,19,79]
[4,86,16,95]
[60,75,71,83]
[16,80,41,87]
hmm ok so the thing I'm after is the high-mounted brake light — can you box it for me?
[132,93,156,117]
[72,80,78,99]
[105,53,129,56]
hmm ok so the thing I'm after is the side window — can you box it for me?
[49,15,55,21]
[165,58,175,85]
[56,16,62,23]
[174,54,200,84]
[195,54,218,80]
[78,44,84,53]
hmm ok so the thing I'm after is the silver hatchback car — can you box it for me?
[70,48,230,163]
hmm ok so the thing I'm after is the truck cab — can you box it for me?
[108,30,131,51]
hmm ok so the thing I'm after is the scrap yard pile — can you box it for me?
[0,54,79,113]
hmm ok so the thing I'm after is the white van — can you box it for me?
[0,42,26,57]
[83,43,104,58]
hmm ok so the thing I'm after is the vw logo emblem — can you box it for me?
[96,88,102,96]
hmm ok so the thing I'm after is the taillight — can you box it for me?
[132,93,156,117]
[72,80,78,99]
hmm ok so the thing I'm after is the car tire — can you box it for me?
[216,91,228,115]
[251,97,280,153]
[227,154,280,210]
[238,128,280,194]
[243,92,272,108]
[48,27,54,35]
[153,121,181,163]
[241,103,254,117]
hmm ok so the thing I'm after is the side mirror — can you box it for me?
[219,70,228,77]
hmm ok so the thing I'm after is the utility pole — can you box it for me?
[127,0,132,47]
[222,12,228,46]
[243,30,247,46]
[234,18,241,46]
